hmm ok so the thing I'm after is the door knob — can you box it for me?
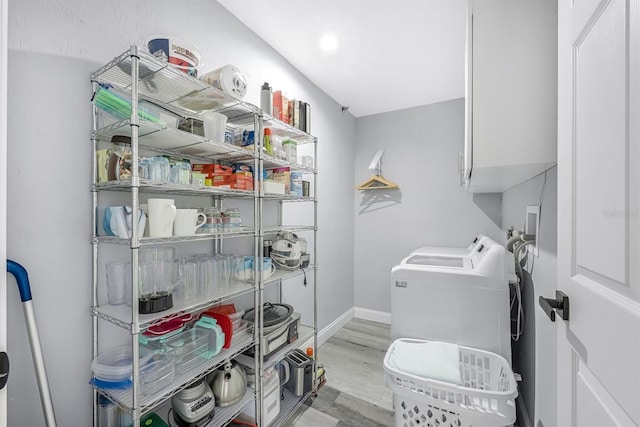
[539,291,570,322]
[0,351,8,389]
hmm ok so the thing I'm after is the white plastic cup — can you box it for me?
[98,397,119,427]
[219,254,235,286]
[174,257,199,302]
[198,256,221,297]
[106,262,132,306]
[202,111,228,143]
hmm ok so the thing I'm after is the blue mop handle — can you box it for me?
[7,259,32,302]
[6,260,57,427]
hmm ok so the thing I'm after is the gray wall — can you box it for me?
[353,99,504,314]
[352,99,558,427]
[6,1,355,425]
[502,168,557,427]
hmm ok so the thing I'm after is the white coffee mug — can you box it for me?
[147,198,177,238]
[257,264,276,281]
[174,209,207,236]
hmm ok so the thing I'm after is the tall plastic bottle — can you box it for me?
[261,82,273,116]
[264,127,272,155]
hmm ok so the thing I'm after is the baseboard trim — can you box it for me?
[516,394,532,427]
[354,307,391,324]
[317,307,354,347]
[315,307,391,348]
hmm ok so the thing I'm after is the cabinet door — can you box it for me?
[466,0,557,193]
[462,4,472,189]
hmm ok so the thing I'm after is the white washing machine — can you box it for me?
[391,236,513,364]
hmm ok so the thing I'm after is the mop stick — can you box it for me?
[7,260,57,427]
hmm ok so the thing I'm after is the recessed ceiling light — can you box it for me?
[319,34,341,51]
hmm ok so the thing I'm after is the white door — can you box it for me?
[557,0,640,426]
[0,0,7,425]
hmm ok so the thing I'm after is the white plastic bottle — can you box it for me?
[261,82,272,116]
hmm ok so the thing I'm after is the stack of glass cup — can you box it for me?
[197,207,242,234]
[221,208,241,232]
[198,207,222,234]
[106,252,267,307]
[172,254,251,303]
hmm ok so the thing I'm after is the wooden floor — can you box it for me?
[283,318,394,427]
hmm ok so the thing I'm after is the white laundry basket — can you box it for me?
[384,338,517,427]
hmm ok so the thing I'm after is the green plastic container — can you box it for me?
[140,412,169,427]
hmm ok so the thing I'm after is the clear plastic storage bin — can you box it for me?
[384,338,517,427]
[159,328,212,374]
[139,351,175,396]
[91,345,175,395]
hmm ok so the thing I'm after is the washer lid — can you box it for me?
[404,255,465,268]
[243,302,293,328]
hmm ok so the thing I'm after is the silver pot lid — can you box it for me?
[243,302,293,327]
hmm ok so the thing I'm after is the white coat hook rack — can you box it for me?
[356,149,399,190]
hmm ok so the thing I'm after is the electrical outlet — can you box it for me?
[525,205,540,256]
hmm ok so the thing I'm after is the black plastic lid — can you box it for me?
[243,302,293,327]
[111,135,131,146]
[139,293,173,314]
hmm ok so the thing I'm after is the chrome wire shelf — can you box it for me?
[263,194,316,202]
[94,331,255,415]
[203,388,255,427]
[93,118,256,164]
[91,45,319,427]
[95,179,316,201]
[91,47,258,118]
[95,228,255,246]
[261,154,316,173]
[272,389,314,427]
[263,114,315,145]
[262,325,315,371]
[235,325,315,372]
[262,265,316,288]
[95,179,256,198]
[263,225,315,235]
[93,282,255,331]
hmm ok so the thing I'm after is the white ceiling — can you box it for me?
[218,0,468,118]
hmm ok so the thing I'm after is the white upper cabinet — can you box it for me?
[462,0,557,193]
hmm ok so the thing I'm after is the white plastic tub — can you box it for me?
[91,345,175,394]
[91,345,132,383]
